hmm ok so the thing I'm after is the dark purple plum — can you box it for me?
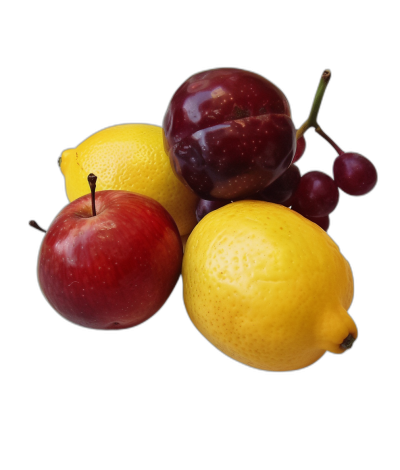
[163,68,296,200]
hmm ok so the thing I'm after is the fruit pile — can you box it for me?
[167,69,377,231]
[31,67,377,371]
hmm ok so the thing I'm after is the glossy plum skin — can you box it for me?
[163,68,296,200]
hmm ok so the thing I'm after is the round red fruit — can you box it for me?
[333,152,377,196]
[38,191,183,329]
[163,68,296,201]
[291,171,339,217]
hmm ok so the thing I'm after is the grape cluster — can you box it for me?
[286,144,377,230]
[195,139,377,232]
[193,69,378,232]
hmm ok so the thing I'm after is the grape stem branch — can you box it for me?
[296,69,344,155]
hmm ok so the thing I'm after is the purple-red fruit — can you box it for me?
[257,164,301,206]
[196,199,231,222]
[291,171,339,217]
[293,136,306,163]
[333,152,377,196]
[163,68,296,201]
[304,214,330,231]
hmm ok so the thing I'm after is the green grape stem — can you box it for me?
[296,69,344,155]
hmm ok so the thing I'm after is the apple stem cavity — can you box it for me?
[88,173,98,217]
[296,69,344,155]
[29,220,47,233]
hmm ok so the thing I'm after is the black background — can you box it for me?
[16,24,394,426]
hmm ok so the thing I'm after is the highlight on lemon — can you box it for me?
[59,123,199,237]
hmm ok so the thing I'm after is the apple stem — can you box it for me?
[29,220,47,233]
[296,69,345,155]
[88,173,98,217]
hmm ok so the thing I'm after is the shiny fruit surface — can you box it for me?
[333,152,377,195]
[38,191,183,329]
[195,163,301,222]
[291,171,339,217]
[183,201,356,371]
[293,135,306,162]
[257,164,301,205]
[163,68,296,200]
[195,198,231,222]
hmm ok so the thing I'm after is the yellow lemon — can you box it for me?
[182,200,357,371]
[59,124,199,236]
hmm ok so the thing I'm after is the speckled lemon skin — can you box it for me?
[59,124,199,236]
[182,200,357,371]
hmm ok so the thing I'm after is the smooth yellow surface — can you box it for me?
[59,124,198,236]
[182,200,357,371]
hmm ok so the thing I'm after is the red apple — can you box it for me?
[37,187,183,329]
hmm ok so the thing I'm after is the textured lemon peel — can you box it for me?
[182,200,357,371]
[60,124,199,236]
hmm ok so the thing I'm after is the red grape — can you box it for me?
[304,214,330,231]
[291,171,339,217]
[163,68,296,200]
[293,136,306,163]
[333,152,377,195]
[257,164,301,206]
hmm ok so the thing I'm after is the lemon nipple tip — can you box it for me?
[340,333,356,351]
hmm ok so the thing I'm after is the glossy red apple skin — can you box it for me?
[163,68,296,200]
[38,190,183,330]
